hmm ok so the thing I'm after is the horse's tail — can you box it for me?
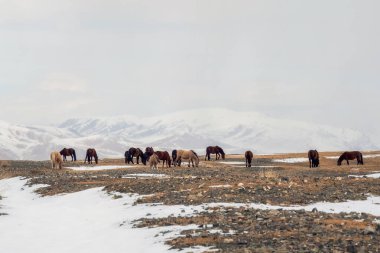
[73,149,77,161]
[84,153,88,164]
[191,150,198,158]
[94,151,98,164]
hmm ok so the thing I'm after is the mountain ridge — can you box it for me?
[0,109,377,160]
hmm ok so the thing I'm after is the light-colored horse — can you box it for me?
[50,151,63,169]
[174,150,199,167]
[149,153,160,170]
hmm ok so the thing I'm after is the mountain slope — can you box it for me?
[0,109,377,160]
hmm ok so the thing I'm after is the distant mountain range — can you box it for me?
[0,108,377,160]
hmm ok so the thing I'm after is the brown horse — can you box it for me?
[245,151,253,167]
[205,146,225,161]
[85,148,98,164]
[337,151,363,166]
[50,151,63,169]
[128,147,144,164]
[308,150,319,168]
[174,150,199,167]
[60,148,77,162]
[154,151,172,168]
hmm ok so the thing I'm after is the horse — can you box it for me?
[172,150,181,167]
[205,146,225,161]
[59,148,77,162]
[245,151,253,167]
[337,151,363,166]
[154,151,172,168]
[148,153,160,170]
[128,147,144,164]
[145,147,154,157]
[85,148,98,164]
[50,151,63,169]
[124,151,133,164]
[308,150,319,168]
[174,150,199,167]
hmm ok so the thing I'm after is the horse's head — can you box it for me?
[337,160,342,166]
[172,150,177,161]
[141,153,148,165]
[315,158,320,167]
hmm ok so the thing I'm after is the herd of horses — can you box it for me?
[50,146,365,170]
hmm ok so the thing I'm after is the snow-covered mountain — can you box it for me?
[0,109,377,160]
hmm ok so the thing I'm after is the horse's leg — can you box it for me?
[246,158,248,168]
[137,155,139,164]
[346,160,349,165]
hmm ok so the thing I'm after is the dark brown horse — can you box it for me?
[60,148,77,162]
[154,151,172,168]
[245,151,253,167]
[128,147,144,164]
[85,148,98,164]
[145,147,154,157]
[124,151,132,164]
[308,150,319,168]
[337,151,363,166]
[205,146,225,161]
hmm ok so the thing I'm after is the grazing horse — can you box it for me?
[124,151,133,164]
[128,147,144,164]
[85,148,98,164]
[60,148,77,162]
[154,151,172,168]
[205,146,225,161]
[245,151,253,167]
[174,150,199,167]
[308,150,320,168]
[337,151,363,166]
[50,151,63,169]
[172,150,181,167]
[148,153,160,170]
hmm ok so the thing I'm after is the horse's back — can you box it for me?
[245,151,253,159]
[308,150,319,159]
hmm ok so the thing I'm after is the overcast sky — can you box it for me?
[0,0,379,137]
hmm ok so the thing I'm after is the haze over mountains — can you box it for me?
[0,109,376,160]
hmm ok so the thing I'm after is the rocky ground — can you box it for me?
[1,151,380,252]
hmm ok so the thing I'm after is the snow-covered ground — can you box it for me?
[349,172,380,179]
[272,158,309,163]
[0,177,210,253]
[1,177,380,253]
[66,165,133,171]
[218,161,246,165]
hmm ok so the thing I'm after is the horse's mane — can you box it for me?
[337,153,345,164]
[216,146,225,154]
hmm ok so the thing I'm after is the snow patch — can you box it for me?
[272,158,309,163]
[66,165,133,171]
